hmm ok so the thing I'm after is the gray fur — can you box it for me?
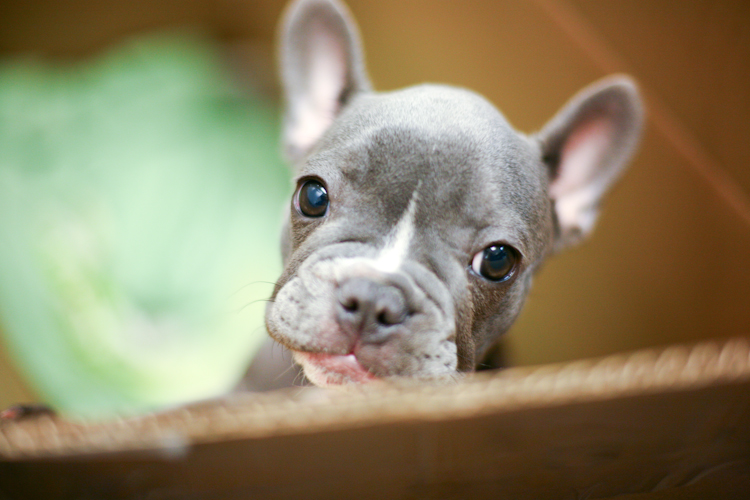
[262,0,643,386]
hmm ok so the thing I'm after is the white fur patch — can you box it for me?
[374,189,419,273]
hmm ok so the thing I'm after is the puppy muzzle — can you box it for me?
[266,243,458,386]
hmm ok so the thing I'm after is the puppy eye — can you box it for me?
[471,244,519,282]
[296,179,329,218]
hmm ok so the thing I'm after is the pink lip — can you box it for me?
[294,352,377,385]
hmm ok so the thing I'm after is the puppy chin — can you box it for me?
[293,351,377,387]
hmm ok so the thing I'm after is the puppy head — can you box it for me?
[266,0,643,387]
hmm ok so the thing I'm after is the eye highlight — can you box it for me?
[471,244,519,282]
[295,179,329,218]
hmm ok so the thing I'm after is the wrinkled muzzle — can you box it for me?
[266,243,458,387]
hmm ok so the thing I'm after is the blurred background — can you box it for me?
[0,0,748,415]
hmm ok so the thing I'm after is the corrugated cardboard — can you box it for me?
[2,337,749,499]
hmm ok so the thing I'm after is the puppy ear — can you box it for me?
[279,0,372,163]
[536,76,644,250]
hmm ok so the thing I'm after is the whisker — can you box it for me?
[231,298,275,314]
[293,385,312,398]
[292,367,310,388]
[249,324,267,337]
[455,351,475,364]
[273,361,299,382]
[228,280,280,299]
[276,341,294,361]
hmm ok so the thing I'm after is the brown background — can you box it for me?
[1,0,749,407]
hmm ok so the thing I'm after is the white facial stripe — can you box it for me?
[374,189,419,273]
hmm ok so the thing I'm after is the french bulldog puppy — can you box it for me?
[262,0,643,388]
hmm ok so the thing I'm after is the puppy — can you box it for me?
[262,0,643,388]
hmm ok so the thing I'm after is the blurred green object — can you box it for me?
[0,34,290,418]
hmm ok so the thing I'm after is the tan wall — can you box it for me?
[1,0,749,405]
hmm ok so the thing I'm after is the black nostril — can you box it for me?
[376,311,388,325]
[336,277,411,335]
[376,307,406,326]
[342,297,359,313]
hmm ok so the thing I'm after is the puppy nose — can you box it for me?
[336,277,410,337]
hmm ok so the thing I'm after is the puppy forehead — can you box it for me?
[309,85,546,229]
[338,84,521,177]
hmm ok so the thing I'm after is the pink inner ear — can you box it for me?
[549,117,614,199]
[290,22,348,154]
[309,22,347,109]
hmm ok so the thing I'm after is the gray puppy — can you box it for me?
[262,0,643,388]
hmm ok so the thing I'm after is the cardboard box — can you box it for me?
[2,337,749,499]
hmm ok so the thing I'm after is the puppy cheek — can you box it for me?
[357,338,458,380]
[314,316,351,353]
[424,340,459,376]
[266,277,340,351]
[448,287,475,371]
[355,343,400,378]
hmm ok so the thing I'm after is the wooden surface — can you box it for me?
[1,337,749,499]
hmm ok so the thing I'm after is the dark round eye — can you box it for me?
[296,179,329,218]
[471,244,518,282]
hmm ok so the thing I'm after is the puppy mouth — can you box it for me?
[292,351,377,387]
